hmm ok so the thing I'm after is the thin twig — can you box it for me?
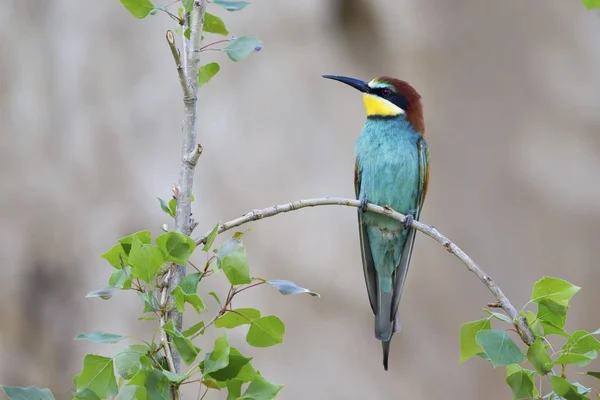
[166,30,193,100]
[158,268,176,373]
[162,0,208,381]
[193,197,535,346]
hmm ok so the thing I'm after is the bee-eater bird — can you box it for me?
[323,75,429,370]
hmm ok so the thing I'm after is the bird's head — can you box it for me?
[322,75,424,134]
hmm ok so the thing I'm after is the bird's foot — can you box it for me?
[359,198,369,214]
[403,214,414,229]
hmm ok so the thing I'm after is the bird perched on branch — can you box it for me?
[322,75,429,370]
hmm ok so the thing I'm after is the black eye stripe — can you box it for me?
[371,87,409,110]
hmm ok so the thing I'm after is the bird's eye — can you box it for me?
[381,88,392,97]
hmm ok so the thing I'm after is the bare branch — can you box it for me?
[166,30,193,100]
[162,0,207,378]
[158,269,176,373]
[193,197,535,346]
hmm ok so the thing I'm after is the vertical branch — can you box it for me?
[164,0,207,376]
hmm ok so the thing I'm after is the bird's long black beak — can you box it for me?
[322,75,370,93]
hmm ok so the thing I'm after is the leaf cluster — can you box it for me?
[460,277,600,399]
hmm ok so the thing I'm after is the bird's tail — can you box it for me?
[376,290,402,370]
[382,340,390,371]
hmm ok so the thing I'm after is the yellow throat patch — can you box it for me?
[362,93,404,117]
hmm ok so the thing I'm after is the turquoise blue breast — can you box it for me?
[356,116,420,228]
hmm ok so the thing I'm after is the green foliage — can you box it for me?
[223,37,262,62]
[213,0,250,11]
[476,330,524,366]
[120,0,155,18]
[1,386,55,400]
[217,238,252,285]
[461,276,599,399]
[156,231,196,265]
[204,13,229,35]
[583,0,600,10]
[75,355,118,399]
[459,318,491,363]
[526,338,553,375]
[198,63,221,87]
[75,331,125,344]
[41,3,320,400]
[129,239,165,283]
[505,364,538,400]
[266,280,320,297]
[163,320,201,365]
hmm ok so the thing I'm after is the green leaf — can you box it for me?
[183,320,205,337]
[118,231,152,255]
[76,354,118,399]
[537,301,569,336]
[531,277,580,307]
[215,308,261,328]
[204,12,229,35]
[208,291,222,307]
[216,239,251,285]
[184,293,205,313]
[101,244,128,269]
[526,337,553,375]
[207,347,252,382]
[223,37,261,62]
[158,197,175,218]
[127,370,148,399]
[109,267,132,289]
[475,330,524,366]
[227,380,243,400]
[587,371,600,379]
[549,376,590,400]
[162,370,187,383]
[267,280,320,297]
[202,224,220,251]
[128,239,165,283]
[173,275,206,314]
[563,330,600,354]
[556,351,597,366]
[583,0,600,10]
[163,320,200,365]
[168,198,177,217]
[203,334,231,374]
[172,286,186,313]
[180,272,203,293]
[505,365,537,400]
[86,286,115,300]
[119,0,155,19]
[524,310,542,337]
[236,361,258,382]
[116,385,138,400]
[2,386,55,400]
[146,369,170,400]
[483,309,511,323]
[459,318,492,363]
[554,329,600,367]
[198,63,221,88]
[156,231,196,265]
[240,375,283,400]
[114,344,149,380]
[182,0,193,12]
[246,315,285,348]
[75,331,124,344]
[213,0,249,11]
[138,291,160,312]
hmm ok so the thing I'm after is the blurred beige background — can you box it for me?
[2,0,600,399]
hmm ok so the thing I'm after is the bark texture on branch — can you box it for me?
[163,0,207,378]
[194,197,535,346]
